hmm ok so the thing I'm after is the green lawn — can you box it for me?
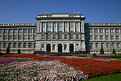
[83,73,121,81]
[116,58,121,60]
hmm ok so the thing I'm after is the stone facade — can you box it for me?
[0,12,121,54]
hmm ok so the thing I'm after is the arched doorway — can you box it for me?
[46,44,51,52]
[70,44,74,52]
[58,44,62,52]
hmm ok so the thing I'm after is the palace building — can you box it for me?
[0,12,121,54]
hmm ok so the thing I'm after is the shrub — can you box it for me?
[100,46,104,54]
[18,49,21,54]
[6,46,10,54]
[112,48,116,56]
[92,53,97,57]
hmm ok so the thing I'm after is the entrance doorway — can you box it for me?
[46,44,51,52]
[58,44,62,52]
[70,44,74,52]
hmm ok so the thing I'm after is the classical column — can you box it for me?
[32,29,34,41]
[62,22,64,32]
[45,22,47,33]
[81,20,84,33]
[114,29,116,41]
[37,23,40,33]
[98,28,100,40]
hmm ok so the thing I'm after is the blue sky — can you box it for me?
[0,0,121,24]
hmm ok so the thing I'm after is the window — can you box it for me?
[105,35,108,40]
[47,23,51,32]
[41,44,44,48]
[53,44,55,50]
[0,29,3,33]
[9,29,13,33]
[116,36,119,40]
[28,29,32,33]
[23,43,26,48]
[70,34,73,39]
[34,43,36,48]
[53,34,56,39]
[106,43,109,48]
[24,35,27,39]
[34,35,37,40]
[117,43,119,48]
[76,34,79,39]
[75,23,79,32]
[53,23,56,32]
[64,34,67,39]
[0,35,2,39]
[42,34,45,39]
[23,29,27,33]
[28,43,32,48]
[100,35,103,40]
[64,44,67,50]
[4,35,7,40]
[69,23,74,32]
[58,23,62,32]
[95,43,98,48]
[112,43,114,47]
[13,35,17,39]
[34,28,37,33]
[100,29,103,33]
[105,29,108,33]
[42,23,45,32]
[47,34,50,39]
[13,43,16,48]
[90,29,93,33]
[4,29,8,33]
[28,35,32,40]
[64,23,68,32]
[94,29,98,33]
[59,34,62,39]
[13,29,17,33]
[9,35,12,40]
[9,43,11,48]
[94,35,98,40]
[110,29,114,33]
[18,43,21,48]
[19,35,22,40]
[3,43,6,48]
[116,29,119,33]
[101,43,103,47]
[19,29,22,33]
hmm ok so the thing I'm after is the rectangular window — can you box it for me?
[42,34,45,39]
[23,29,27,33]
[23,43,26,48]
[64,34,67,39]
[70,34,73,39]
[42,44,44,48]
[28,35,32,40]
[34,35,37,40]
[4,43,6,48]
[47,23,51,32]
[9,29,13,33]
[4,29,8,33]
[24,35,27,39]
[106,43,109,48]
[95,43,98,48]
[59,34,62,39]
[58,23,62,32]
[76,34,79,39]
[18,43,21,48]
[117,43,120,48]
[19,29,22,33]
[47,34,51,39]
[69,23,74,32]
[0,29,3,33]
[53,34,56,39]
[28,29,32,33]
[75,23,79,32]
[13,29,17,33]
[28,43,32,48]
[34,28,37,33]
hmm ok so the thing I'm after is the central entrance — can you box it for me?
[46,44,51,52]
[58,44,62,52]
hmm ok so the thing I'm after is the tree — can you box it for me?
[6,46,10,54]
[112,48,116,56]
[100,46,104,54]
[18,49,21,54]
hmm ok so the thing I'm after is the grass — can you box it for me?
[116,58,121,60]
[84,73,121,81]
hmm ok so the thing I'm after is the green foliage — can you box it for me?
[6,46,10,54]
[85,73,121,81]
[18,49,21,54]
[112,48,116,54]
[100,46,104,54]
[92,53,97,57]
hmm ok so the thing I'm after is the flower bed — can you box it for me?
[0,59,87,81]
[60,58,121,78]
